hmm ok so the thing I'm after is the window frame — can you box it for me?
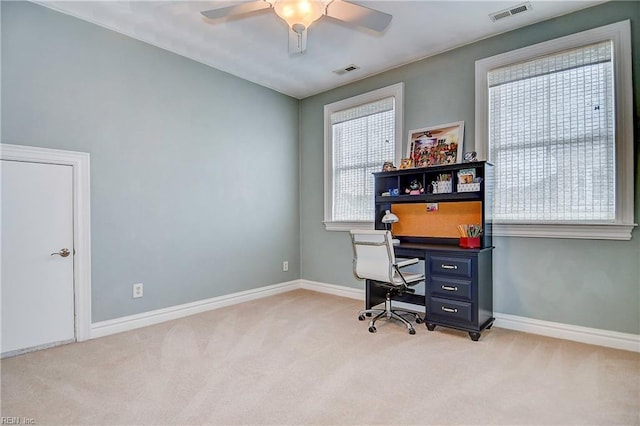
[323,83,404,231]
[475,20,635,240]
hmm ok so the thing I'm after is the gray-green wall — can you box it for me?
[3,1,638,335]
[1,1,300,322]
[300,1,640,334]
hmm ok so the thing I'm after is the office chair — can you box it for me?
[349,229,425,334]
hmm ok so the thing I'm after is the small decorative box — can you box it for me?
[457,182,480,192]
[433,181,452,194]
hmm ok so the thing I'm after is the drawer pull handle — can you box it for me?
[441,306,458,313]
[441,285,458,291]
[441,264,458,270]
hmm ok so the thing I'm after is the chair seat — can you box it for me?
[392,272,424,285]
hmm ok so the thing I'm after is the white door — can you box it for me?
[1,160,75,356]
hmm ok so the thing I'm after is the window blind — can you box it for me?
[488,41,615,222]
[331,97,395,221]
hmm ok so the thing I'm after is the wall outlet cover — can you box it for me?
[133,283,144,298]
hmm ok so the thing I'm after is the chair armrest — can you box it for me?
[395,258,419,268]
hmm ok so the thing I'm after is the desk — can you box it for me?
[366,242,494,341]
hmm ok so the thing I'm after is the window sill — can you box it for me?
[493,223,637,240]
[323,220,374,232]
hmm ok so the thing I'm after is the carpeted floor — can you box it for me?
[1,289,639,425]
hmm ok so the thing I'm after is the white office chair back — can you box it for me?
[350,230,396,283]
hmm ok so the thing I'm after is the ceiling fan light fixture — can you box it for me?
[272,0,326,31]
[200,0,391,55]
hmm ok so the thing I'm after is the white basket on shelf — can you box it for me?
[433,181,452,194]
[457,182,480,192]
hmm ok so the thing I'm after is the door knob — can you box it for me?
[51,248,71,257]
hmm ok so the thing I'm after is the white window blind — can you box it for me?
[331,97,396,222]
[488,41,615,222]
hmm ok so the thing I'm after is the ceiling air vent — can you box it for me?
[333,64,360,76]
[489,2,532,22]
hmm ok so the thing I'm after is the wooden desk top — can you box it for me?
[395,242,493,254]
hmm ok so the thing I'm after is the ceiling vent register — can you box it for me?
[333,64,360,75]
[489,2,532,22]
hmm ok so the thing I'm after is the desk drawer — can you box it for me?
[430,256,472,278]
[430,277,472,300]
[429,297,472,323]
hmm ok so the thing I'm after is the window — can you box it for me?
[324,83,403,231]
[475,21,634,240]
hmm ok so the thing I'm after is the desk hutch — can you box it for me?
[369,161,494,341]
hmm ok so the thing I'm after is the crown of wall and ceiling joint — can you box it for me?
[489,2,532,22]
[333,64,360,75]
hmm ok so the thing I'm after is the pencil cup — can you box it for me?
[459,237,481,248]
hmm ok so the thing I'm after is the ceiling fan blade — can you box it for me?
[325,0,392,32]
[288,27,307,55]
[201,1,271,20]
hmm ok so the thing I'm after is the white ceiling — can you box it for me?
[37,0,605,99]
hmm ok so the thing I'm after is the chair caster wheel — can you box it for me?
[409,328,416,335]
[368,326,376,333]
[358,315,365,321]
[426,323,436,331]
[415,316,423,324]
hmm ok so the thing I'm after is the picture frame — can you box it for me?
[407,121,464,168]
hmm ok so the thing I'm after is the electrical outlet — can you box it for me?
[133,283,143,298]
[282,261,289,272]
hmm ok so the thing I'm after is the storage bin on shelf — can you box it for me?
[433,181,452,194]
[457,182,480,192]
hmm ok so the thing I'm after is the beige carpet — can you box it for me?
[1,289,639,425]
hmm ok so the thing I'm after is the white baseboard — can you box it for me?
[90,280,299,339]
[300,279,426,313]
[90,279,362,339]
[299,279,362,300]
[300,280,639,352]
[494,313,640,353]
[90,279,639,353]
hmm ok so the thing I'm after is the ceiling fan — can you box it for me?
[200,0,392,55]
